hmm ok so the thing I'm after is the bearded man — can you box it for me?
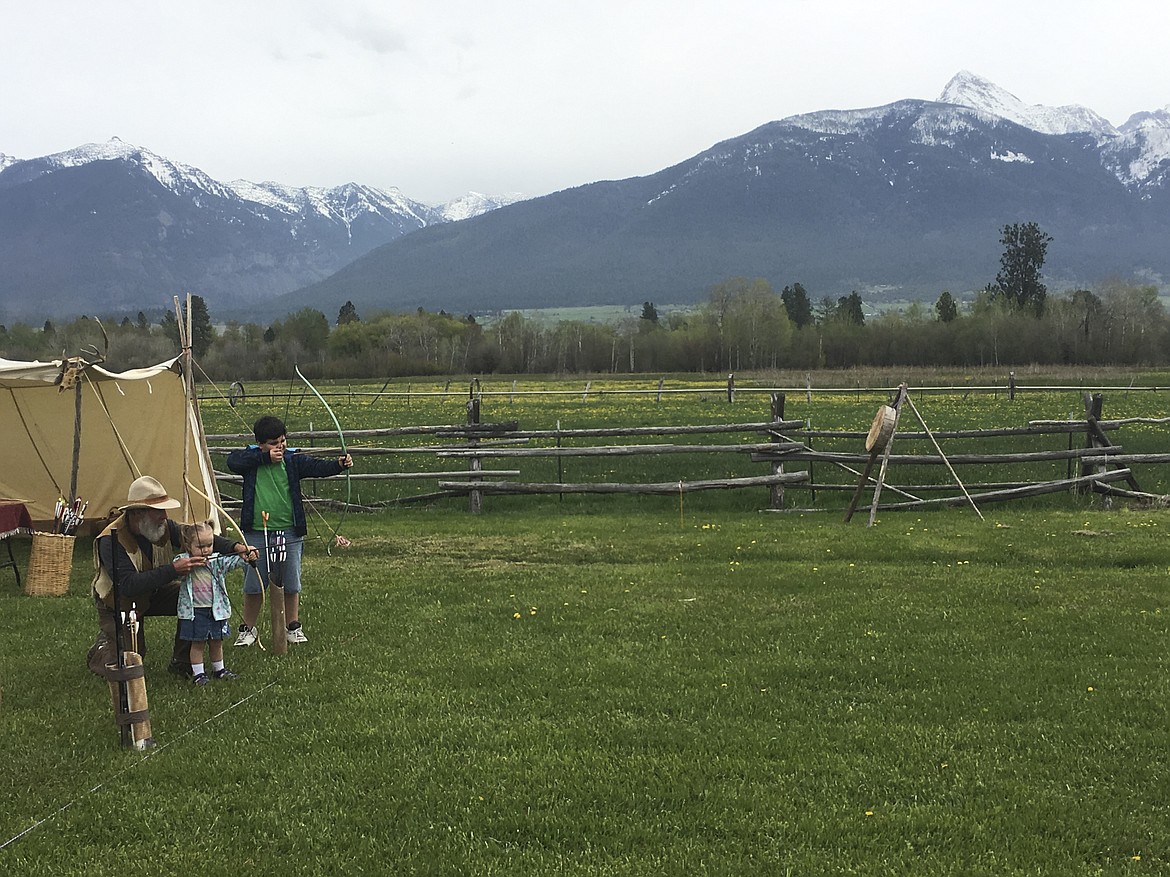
[86,476,255,679]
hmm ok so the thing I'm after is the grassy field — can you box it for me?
[3,372,1170,874]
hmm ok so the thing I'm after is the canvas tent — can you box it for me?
[0,355,217,527]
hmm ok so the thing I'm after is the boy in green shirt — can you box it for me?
[226,415,352,645]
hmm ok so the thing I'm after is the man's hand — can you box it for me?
[173,555,206,574]
[235,543,260,563]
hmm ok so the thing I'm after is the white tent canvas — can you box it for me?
[0,355,217,527]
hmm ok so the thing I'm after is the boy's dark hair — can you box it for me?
[254,415,287,443]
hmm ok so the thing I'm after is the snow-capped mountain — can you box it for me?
[2,72,1167,323]
[282,72,1170,317]
[438,191,525,222]
[938,70,1117,138]
[225,178,443,240]
[0,139,518,318]
[938,70,1170,193]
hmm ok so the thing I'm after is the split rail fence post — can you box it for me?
[727,373,735,403]
[1080,393,1104,484]
[769,393,786,509]
[467,395,483,514]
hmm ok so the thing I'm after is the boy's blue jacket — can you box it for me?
[225,445,346,536]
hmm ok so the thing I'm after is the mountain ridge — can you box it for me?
[1,71,1167,322]
[0,138,521,319]
[278,72,1169,317]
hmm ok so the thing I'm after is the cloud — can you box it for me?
[327,10,408,56]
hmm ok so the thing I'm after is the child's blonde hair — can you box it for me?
[178,519,216,553]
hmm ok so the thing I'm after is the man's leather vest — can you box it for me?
[91,514,173,608]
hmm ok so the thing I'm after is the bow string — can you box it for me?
[294,364,352,552]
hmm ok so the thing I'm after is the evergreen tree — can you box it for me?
[337,300,360,325]
[185,295,214,359]
[837,291,865,326]
[935,290,958,322]
[992,222,1053,315]
[781,282,813,328]
[160,311,180,348]
[813,296,837,325]
[640,301,659,325]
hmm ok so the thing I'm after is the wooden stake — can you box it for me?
[905,394,984,521]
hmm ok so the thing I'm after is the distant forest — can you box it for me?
[2,276,1166,379]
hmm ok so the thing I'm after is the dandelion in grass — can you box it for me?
[513,612,521,620]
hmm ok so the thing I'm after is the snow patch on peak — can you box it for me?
[227,179,437,231]
[939,70,1117,138]
[0,152,17,172]
[226,179,305,214]
[784,105,896,135]
[439,191,524,222]
[33,137,234,198]
[1120,106,1170,134]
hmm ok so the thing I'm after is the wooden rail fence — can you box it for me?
[205,391,1167,517]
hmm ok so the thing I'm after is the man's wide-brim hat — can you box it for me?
[120,475,181,511]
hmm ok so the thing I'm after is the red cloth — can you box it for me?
[0,502,33,539]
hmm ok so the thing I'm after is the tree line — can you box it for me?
[2,224,1167,377]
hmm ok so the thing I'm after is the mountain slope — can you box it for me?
[280,90,1170,316]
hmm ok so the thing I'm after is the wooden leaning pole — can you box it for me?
[844,385,906,524]
[844,384,984,526]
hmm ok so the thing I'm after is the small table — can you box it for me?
[0,501,33,587]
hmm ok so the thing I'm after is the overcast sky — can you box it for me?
[2,0,1165,205]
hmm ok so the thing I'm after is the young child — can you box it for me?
[226,415,353,646]
[176,520,257,685]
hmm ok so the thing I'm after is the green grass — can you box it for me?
[3,504,1169,875]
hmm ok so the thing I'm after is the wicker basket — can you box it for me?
[24,531,76,597]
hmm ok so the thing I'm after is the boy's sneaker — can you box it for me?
[192,673,210,686]
[234,625,258,647]
[213,668,239,680]
[286,625,308,644]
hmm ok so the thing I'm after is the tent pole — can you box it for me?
[69,364,83,503]
[174,296,193,516]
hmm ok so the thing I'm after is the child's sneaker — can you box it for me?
[192,673,210,686]
[234,625,258,647]
[213,668,239,680]
[286,625,308,644]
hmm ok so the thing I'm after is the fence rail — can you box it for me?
[200,375,1170,409]
[205,390,1169,516]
